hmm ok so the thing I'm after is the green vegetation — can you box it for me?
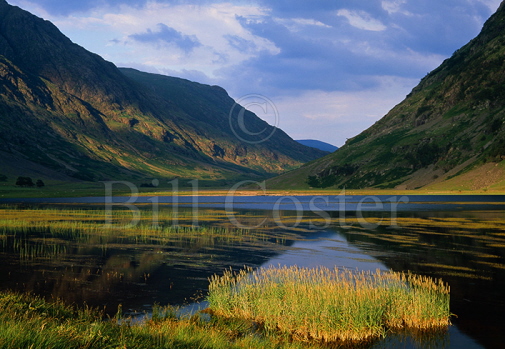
[207,265,451,345]
[0,290,323,349]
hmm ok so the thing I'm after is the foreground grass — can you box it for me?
[0,291,328,349]
[208,266,451,345]
[0,274,450,349]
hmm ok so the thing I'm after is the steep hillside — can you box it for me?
[269,1,505,191]
[119,68,326,172]
[0,0,325,184]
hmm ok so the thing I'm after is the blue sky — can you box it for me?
[9,0,502,146]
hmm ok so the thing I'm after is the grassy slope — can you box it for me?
[268,2,505,191]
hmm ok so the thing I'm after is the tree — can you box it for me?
[15,176,34,187]
[36,179,45,188]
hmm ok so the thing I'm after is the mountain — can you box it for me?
[0,0,326,185]
[269,1,505,191]
[295,140,338,153]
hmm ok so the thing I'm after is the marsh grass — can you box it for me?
[207,265,451,345]
[0,206,276,262]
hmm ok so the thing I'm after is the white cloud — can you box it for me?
[12,1,279,79]
[291,18,331,27]
[336,9,387,31]
[274,17,332,32]
[381,0,408,15]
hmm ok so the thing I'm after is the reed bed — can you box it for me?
[0,206,269,263]
[207,265,451,344]
[0,207,260,238]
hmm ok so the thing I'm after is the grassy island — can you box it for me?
[207,265,451,345]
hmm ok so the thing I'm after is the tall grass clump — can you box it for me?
[207,265,451,344]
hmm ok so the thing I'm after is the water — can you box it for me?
[4,194,505,212]
[1,195,505,348]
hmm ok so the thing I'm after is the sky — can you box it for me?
[8,0,503,147]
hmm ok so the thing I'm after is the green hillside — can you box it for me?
[0,0,326,187]
[269,1,505,191]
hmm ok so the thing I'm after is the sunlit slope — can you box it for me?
[0,0,326,184]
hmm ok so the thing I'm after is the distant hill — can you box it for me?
[0,0,327,184]
[269,1,505,191]
[295,140,338,153]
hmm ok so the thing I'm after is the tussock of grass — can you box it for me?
[207,265,451,345]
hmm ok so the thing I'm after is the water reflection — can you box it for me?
[0,208,302,314]
[261,230,387,272]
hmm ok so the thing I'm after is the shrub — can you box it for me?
[15,176,34,187]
